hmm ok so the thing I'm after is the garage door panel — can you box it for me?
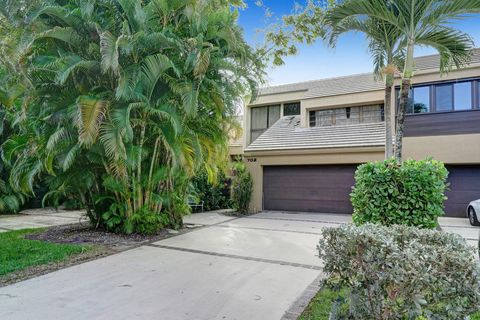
[445,166,480,218]
[264,187,353,202]
[266,199,351,214]
[265,174,354,188]
[263,165,357,214]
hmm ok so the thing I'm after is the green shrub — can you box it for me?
[231,162,253,214]
[351,158,448,229]
[191,169,232,212]
[319,224,480,320]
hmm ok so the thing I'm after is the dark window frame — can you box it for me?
[250,104,280,143]
[396,77,480,115]
[309,105,384,127]
[283,102,301,116]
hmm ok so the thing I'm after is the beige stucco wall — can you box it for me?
[250,91,307,106]
[229,145,244,156]
[244,147,384,213]
[404,134,480,164]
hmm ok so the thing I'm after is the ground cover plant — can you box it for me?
[0,0,263,233]
[351,158,448,228]
[318,224,480,319]
[299,285,480,320]
[0,228,89,276]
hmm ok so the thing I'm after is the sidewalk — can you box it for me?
[0,208,86,232]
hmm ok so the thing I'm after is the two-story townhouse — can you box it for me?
[238,49,480,218]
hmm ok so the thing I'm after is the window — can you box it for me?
[454,82,472,110]
[250,105,280,143]
[411,86,430,113]
[435,84,453,111]
[283,102,300,116]
[402,79,478,114]
[310,105,383,127]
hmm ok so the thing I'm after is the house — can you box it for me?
[236,49,480,217]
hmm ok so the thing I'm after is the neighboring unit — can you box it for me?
[236,50,480,217]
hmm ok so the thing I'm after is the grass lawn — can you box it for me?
[0,228,90,276]
[299,286,480,320]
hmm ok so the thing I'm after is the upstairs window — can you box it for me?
[250,105,280,143]
[435,84,453,112]
[398,79,477,114]
[309,105,384,127]
[410,86,430,113]
[454,82,473,110]
[283,102,300,116]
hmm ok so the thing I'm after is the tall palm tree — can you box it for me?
[326,0,480,161]
[1,0,263,233]
[328,16,403,158]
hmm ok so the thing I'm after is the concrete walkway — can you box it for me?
[0,208,85,232]
[0,211,331,320]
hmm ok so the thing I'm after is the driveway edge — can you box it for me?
[281,273,324,320]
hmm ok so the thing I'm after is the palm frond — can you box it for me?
[141,53,175,100]
[100,31,120,75]
[416,26,474,72]
[76,96,108,146]
[35,26,82,46]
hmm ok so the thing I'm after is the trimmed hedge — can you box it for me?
[350,159,448,229]
[319,224,480,319]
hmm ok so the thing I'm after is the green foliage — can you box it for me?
[298,285,349,320]
[351,159,448,229]
[319,223,480,320]
[231,161,252,214]
[0,228,89,276]
[0,0,264,233]
[299,285,480,320]
[191,169,232,212]
[0,69,29,214]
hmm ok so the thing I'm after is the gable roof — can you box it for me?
[257,49,480,99]
[244,115,385,153]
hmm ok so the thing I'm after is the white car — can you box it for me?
[468,200,480,226]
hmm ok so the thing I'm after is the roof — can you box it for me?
[257,73,383,98]
[244,116,385,152]
[414,48,480,71]
[257,49,480,99]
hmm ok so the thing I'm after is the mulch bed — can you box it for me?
[26,223,173,249]
[1,223,193,287]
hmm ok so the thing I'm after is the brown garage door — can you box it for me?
[263,165,358,213]
[445,166,480,217]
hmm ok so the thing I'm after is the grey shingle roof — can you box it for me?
[244,116,385,152]
[302,73,384,99]
[414,48,480,71]
[258,49,480,98]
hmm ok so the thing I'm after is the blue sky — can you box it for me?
[237,1,480,86]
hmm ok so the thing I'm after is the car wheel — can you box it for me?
[468,207,480,226]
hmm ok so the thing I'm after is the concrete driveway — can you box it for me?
[0,211,337,320]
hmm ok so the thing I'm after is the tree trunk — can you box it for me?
[395,42,415,162]
[395,78,410,162]
[384,82,393,159]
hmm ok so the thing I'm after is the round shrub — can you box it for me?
[319,224,480,319]
[350,158,448,229]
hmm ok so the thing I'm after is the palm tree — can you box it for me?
[1,0,264,233]
[328,16,404,158]
[326,0,480,161]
